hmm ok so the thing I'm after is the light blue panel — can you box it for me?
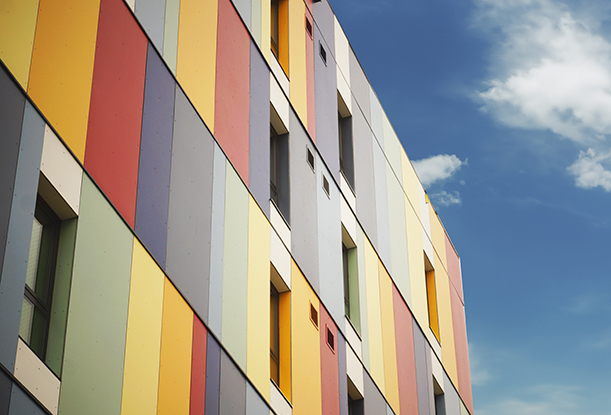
[134,0,166,53]
[221,162,249,370]
[372,140,391,269]
[356,227,369,367]
[312,0,335,57]
[0,102,44,372]
[232,0,251,31]
[386,163,410,299]
[246,382,269,415]
[369,87,384,150]
[444,372,461,415]
[9,384,46,415]
[208,143,226,337]
[315,153,343,326]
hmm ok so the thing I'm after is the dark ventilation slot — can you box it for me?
[310,302,319,328]
[319,42,327,65]
[307,147,315,171]
[306,17,313,38]
[323,175,330,197]
[326,326,335,351]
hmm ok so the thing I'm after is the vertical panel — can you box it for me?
[405,194,427,329]
[363,372,385,415]
[246,197,272,400]
[355,228,369,368]
[205,334,221,415]
[249,41,271,217]
[386,164,409,298]
[413,326,433,415]
[176,0,218,129]
[0,369,11,415]
[134,0,166,51]
[337,333,348,415]
[369,91,384,150]
[305,7,316,140]
[135,43,176,268]
[157,278,194,415]
[215,0,251,184]
[392,286,419,415]
[191,317,208,415]
[208,144,227,337]
[445,234,464,302]
[165,87,214,321]
[363,238,384,391]
[58,176,133,415]
[378,265,400,413]
[0,0,39,89]
[352,112,376,243]
[233,0,251,29]
[163,0,180,74]
[348,49,370,126]
[27,0,101,161]
[320,306,339,415]
[382,116,403,184]
[451,283,473,414]
[436,267,458,384]
[372,141,391,269]
[443,372,461,415]
[0,102,44,372]
[292,264,322,415]
[251,0,262,48]
[289,0,307,125]
[219,351,247,415]
[84,0,147,228]
[121,240,165,415]
[9,384,46,415]
[246,383,269,415]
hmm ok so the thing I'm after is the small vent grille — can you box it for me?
[319,42,327,65]
[326,326,335,351]
[306,18,313,38]
[310,302,319,328]
[307,148,315,171]
[323,175,330,197]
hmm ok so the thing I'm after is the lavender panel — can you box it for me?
[206,333,221,415]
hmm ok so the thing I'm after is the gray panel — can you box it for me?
[134,0,166,53]
[363,371,385,415]
[232,0,251,30]
[246,382,269,415]
[312,0,335,58]
[313,25,339,183]
[352,109,377,247]
[219,351,246,415]
[372,140,391,269]
[166,86,214,322]
[208,144,226,337]
[0,103,44,372]
[248,41,270,218]
[0,66,26,287]
[444,372,461,415]
[316,154,343,323]
[289,111,319,292]
[206,333,221,415]
[349,48,371,126]
[413,324,433,415]
[0,369,11,415]
[9,384,46,415]
[337,333,348,415]
[436,394,447,415]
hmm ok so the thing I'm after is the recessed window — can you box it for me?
[307,147,315,171]
[271,0,289,75]
[425,253,440,342]
[305,17,313,39]
[270,118,290,223]
[338,92,355,190]
[319,42,327,65]
[270,283,280,385]
[326,326,335,352]
[323,175,330,197]
[270,265,291,398]
[310,302,319,329]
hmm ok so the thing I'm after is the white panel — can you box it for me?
[382,114,402,185]
[270,381,292,415]
[340,174,356,212]
[40,125,83,216]
[270,58,290,101]
[369,88,385,148]
[340,197,356,246]
[431,352,444,392]
[270,201,291,251]
[334,17,350,88]
[337,71,351,115]
[430,327,442,362]
[125,0,136,11]
[14,339,61,415]
[345,340,364,398]
[344,316,362,358]
[270,227,291,290]
[270,73,290,133]
[460,401,470,415]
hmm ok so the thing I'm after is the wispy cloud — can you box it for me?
[412,154,465,187]
[477,385,581,415]
[475,0,611,191]
[468,343,493,386]
[431,190,462,207]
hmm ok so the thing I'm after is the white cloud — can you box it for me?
[431,190,462,207]
[477,385,580,415]
[412,154,465,187]
[567,148,611,190]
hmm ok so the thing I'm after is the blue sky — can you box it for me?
[332,0,611,413]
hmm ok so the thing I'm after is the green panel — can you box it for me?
[221,162,249,370]
[163,0,180,74]
[46,218,78,376]
[58,176,133,415]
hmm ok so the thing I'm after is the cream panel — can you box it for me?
[431,354,444,393]
[420,186,434,262]
[125,0,135,10]
[346,343,364,398]
[344,316,362,358]
[405,200,428,330]
[270,382,292,415]
[270,202,291,249]
[340,174,356,211]
[40,125,83,216]
[271,227,291,290]
[270,73,290,130]
[340,197,357,246]
[334,17,350,87]
[14,339,60,415]
[270,57,290,98]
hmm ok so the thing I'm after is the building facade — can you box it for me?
[0,0,473,414]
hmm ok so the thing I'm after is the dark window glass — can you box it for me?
[270,283,280,385]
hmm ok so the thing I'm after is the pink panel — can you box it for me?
[84,0,147,228]
[451,286,473,413]
[319,306,339,415]
[392,286,419,415]
[445,233,463,301]
[215,0,251,185]
[306,8,316,142]
[190,316,207,415]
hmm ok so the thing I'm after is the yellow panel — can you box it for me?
[405,197,428,330]
[261,0,271,63]
[0,0,39,89]
[430,205,447,272]
[288,0,307,124]
[378,264,400,413]
[27,0,100,162]
[176,0,218,131]
[426,270,440,342]
[157,278,193,415]
[278,0,289,74]
[121,240,165,415]
[291,262,321,415]
[436,267,459,385]
[279,288,291,400]
[363,237,385,392]
[246,197,272,402]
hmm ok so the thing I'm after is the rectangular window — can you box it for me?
[342,228,360,333]
[270,283,280,385]
[270,264,291,399]
[269,118,290,223]
[425,253,440,342]
[433,377,445,415]
[338,93,355,190]
[270,0,288,75]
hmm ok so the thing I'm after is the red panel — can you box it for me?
[319,306,339,415]
[305,8,316,142]
[190,316,208,415]
[392,286,419,415]
[215,0,251,185]
[451,286,473,413]
[84,0,147,228]
[445,233,463,302]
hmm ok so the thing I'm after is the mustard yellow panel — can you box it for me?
[363,237,385,392]
[246,197,272,402]
[0,0,39,90]
[176,0,218,130]
[121,240,165,415]
[378,264,400,413]
[291,262,321,415]
[436,267,459,385]
[157,278,193,415]
[288,0,307,124]
[27,0,101,162]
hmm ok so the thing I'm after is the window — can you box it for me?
[433,377,446,415]
[319,42,327,65]
[322,175,330,197]
[19,196,60,360]
[347,377,364,415]
[270,109,290,223]
[425,253,440,342]
[310,302,319,329]
[307,147,315,171]
[270,283,280,385]
[270,0,288,75]
[326,326,335,352]
[270,264,291,398]
[342,228,360,332]
[338,92,355,190]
